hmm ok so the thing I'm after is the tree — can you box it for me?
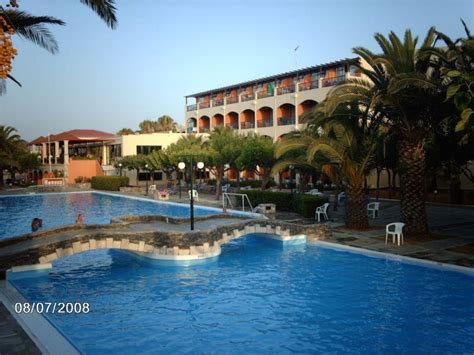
[138,116,178,133]
[18,152,41,182]
[238,134,276,190]
[120,154,147,185]
[146,147,177,183]
[205,126,242,197]
[324,28,444,236]
[0,125,23,185]
[1,0,117,94]
[117,128,135,136]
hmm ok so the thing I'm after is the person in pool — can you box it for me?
[31,218,42,232]
[75,213,84,224]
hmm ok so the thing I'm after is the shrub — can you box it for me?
[237,190,328,217]
[74,176,92,183]
[292,194,328,218]
[238,190,293,211]
[91,176,129,191]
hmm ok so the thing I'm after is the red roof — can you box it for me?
[29,129,115,145]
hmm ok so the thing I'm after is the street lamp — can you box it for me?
[118,162,122,176]
[178,162,185,199]
[178,157,204,231]
[144,163,149,196]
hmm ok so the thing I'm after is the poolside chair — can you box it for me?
[188,189,199,201]
[222,183,231,193]
[386,222,405,246]
[337,192,346,205]
[367,202,380,218]
[148,184,156,194]
[315,202,329,223]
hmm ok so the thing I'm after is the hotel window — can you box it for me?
[336,67,345,77]
[138,171,163,181]
[136,145,162,155]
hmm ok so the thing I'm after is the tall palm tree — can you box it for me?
[1,0,117,93]
[326,28,443,236]
[0,125,24,185]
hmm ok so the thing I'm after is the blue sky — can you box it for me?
[1,0,473,140]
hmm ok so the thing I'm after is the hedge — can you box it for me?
[238,190,328,217]
[91,176,129,191]
[292,194,328,218]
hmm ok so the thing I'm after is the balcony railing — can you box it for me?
[241,93,255,102]
[226,123,239,129]
[226,96,238,104]
[199,127,210,133]
[278,116,296,126]
[241,121,255,129]
[321,75,346,87]
[277,85,295,95]
[187,104,197,111]
[257,120,273,128]
[257,91,274,99]
[212,98,224,107]
[199,102,210,109]
[298,80,319,91]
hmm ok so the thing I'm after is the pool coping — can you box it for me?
[311,240,474,276]
[0,280,81,355]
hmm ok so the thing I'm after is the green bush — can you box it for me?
[238,190,293,211]
[91,176,129,191]
[237,190,328,217]
[292,194,328,218]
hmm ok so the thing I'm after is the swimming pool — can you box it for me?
[0,192,226,240]
[9,236,474,354]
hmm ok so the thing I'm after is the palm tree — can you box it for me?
[277,102,381,229]
[325,28,444,236]
[0,125,24,185]
[1,0,117,93]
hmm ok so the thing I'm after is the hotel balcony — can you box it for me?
[241,93,255,102]
[199,102,210,109]
[277,86,295,95]
[226,96,238,104]
[257,119,273,128]
[241,121,255,129]
[257,91,274,99]
[212,98,224,107]
[321,75,346,87]
[277,116,296,126]
[298,80,319,91]
[186,104,197,111]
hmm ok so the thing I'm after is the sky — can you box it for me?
[1,0,473,140]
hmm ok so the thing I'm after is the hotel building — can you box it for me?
[185,57,362,141]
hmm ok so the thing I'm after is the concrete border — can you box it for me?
[0,281,80,354]
[311,240,474,276]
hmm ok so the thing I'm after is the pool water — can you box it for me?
[0,192,222,240]
[9,236,474,354]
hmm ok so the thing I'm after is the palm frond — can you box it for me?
[387,73,437,95]
[80,0,117,29]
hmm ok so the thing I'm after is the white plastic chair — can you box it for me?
[148,184,156,193]
[315,202,329,222]
[386,223,405,246]
[306,189,322,196]
[367,202,380,218]
[222,183,230,193]
[188,189,199,201]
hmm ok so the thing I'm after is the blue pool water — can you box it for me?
[9,236,474,354]
[0,192,222,240]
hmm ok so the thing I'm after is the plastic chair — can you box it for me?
[386,223,405,246]
[222,183,230,193]
[367,202,380,218]
[306,189,322,196]
[188,189,199,201]
[315,202,330,222]
[148,184,156,193]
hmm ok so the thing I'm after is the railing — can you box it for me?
[241,121,255,129]
[187,127,197,133]
[226,96,238,104]
[277,85,295,95]
[199,102,210,109]
[212,98,224,107]
[278,116,296,126]
[298,80,319,91]
[43,178,65,186]
[223,192,253,212]
[187,104,197,111]
[241,93,255,102]
[257,120,273,128]
[257,91,274,99]
[199,127,210,133]
[226,123,239,129]
[322,75,345,87]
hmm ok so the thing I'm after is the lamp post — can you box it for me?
[178,156,204,231]
[289,165,294,194]
[144,163,149,196]
[178,162,185,200]
[118,163,122,177]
